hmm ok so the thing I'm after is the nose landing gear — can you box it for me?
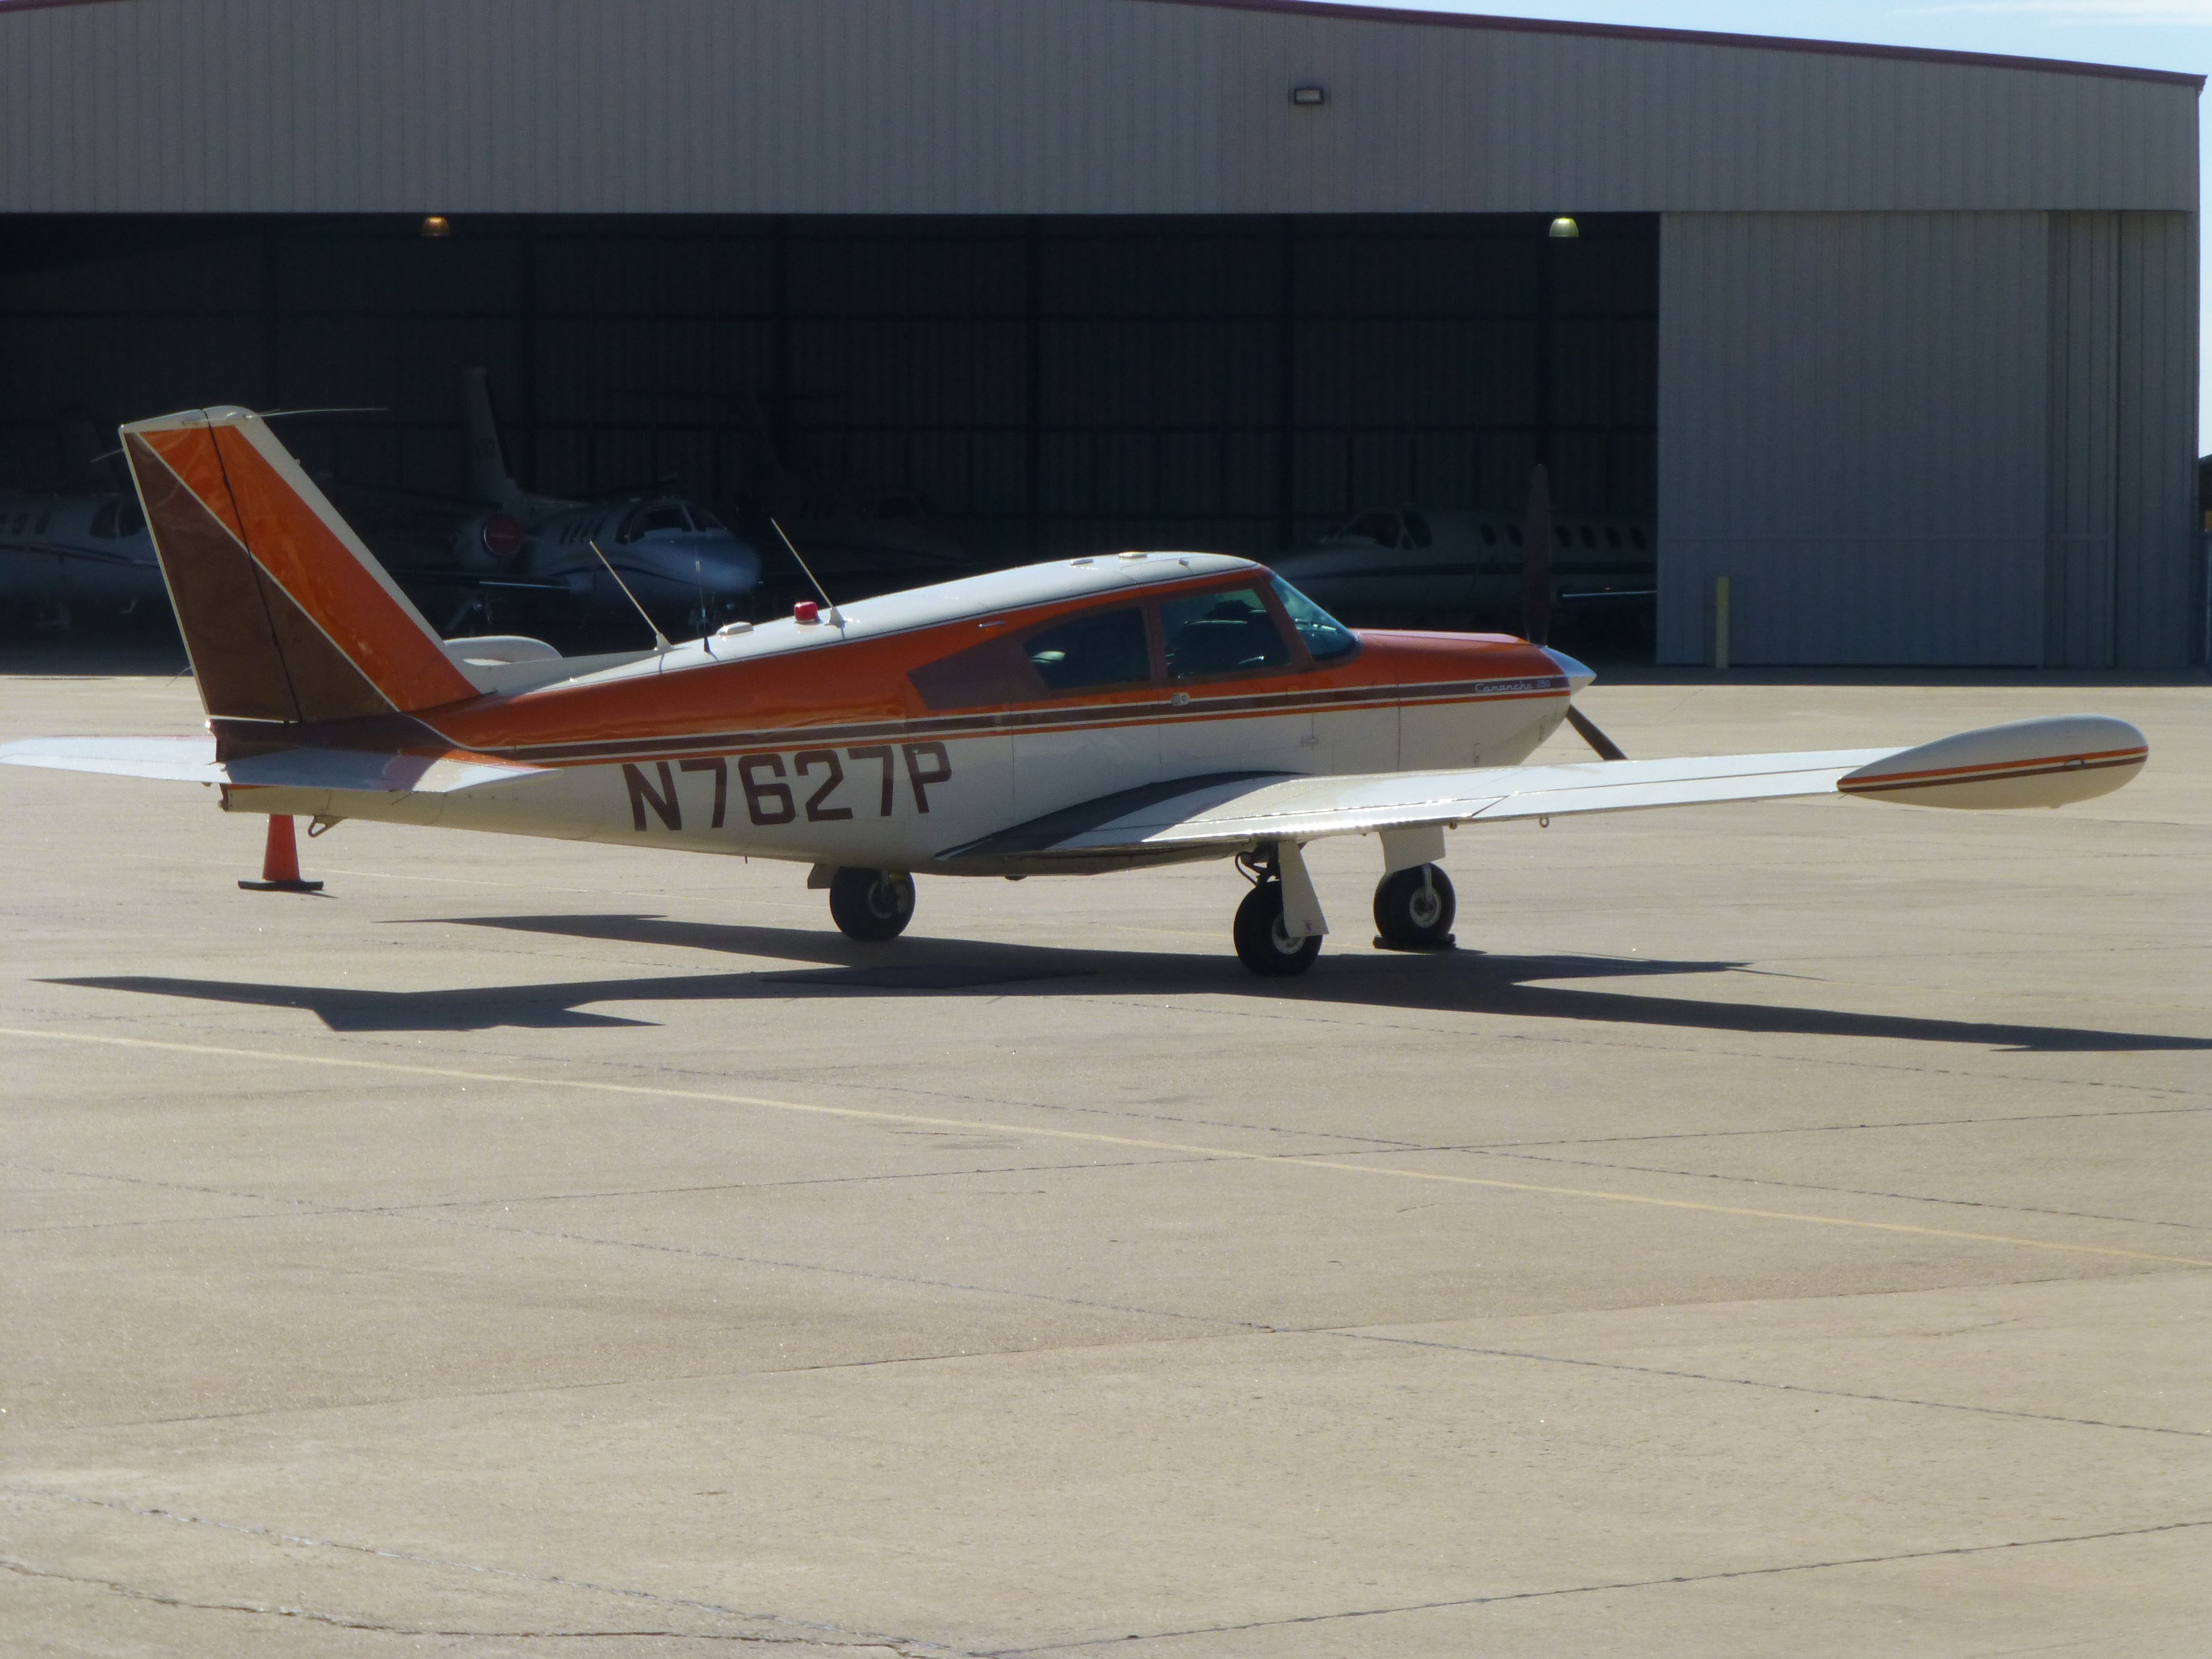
[1231,847,1324,977]
[827,866,916,941]
[1373,863,1456,951]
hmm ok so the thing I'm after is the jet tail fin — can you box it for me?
[122,407,479,726]
[463,367,524,512]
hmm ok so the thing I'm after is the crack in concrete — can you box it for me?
[0,1498,974,1655]
[1326,1327,2212,1440]
[987,1517,2212,1653]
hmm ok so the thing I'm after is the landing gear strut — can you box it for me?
[1373,863,1455,951]
[827,866,915,941]
[1231,850,1322,977]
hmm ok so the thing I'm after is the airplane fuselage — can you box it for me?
[0,490,165,607]
[222,553,1575,876]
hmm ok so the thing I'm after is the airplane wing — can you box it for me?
[0,737,543,793]
[944,750,1890,862]
[943,715,2146,864]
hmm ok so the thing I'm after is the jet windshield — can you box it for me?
[1269,576,1357,662]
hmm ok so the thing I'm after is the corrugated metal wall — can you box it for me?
[1659,209,2200,667]
[2045,212,2118,667]
[2113,212,2200,667]
[0,0,2194,216]
[1657,212,2050,666]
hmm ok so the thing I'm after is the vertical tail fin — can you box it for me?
[123,406,478,725]
[463,368,525,512]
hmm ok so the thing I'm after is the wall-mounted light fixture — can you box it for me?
[419,215,452,239]
[1290,85,1326,107]
[1548,216,1580,239]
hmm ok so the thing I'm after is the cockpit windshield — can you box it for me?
[1269,576,1357,662]
[620,501,692,541]
[1335,509,1401,547]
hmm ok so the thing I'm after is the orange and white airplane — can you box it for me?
[0,407,2152,976]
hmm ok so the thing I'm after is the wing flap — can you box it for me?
[958,748,1898,862]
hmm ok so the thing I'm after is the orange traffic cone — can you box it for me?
[238,814,325,892]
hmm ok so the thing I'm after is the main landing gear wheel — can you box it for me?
[1373,863,1456,951]
[827,867,916,942]
[1233,881,1322,977]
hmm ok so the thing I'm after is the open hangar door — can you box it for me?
[0,212,1657,648]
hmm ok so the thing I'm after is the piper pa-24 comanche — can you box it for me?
[0,407,2152,975]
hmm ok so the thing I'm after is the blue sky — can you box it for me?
[1313,0,2212,449]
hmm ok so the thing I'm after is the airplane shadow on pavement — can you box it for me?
[45,911,2212,1054]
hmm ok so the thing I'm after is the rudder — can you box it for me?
[122,407,476,725]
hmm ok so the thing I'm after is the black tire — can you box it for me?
[1373,864,1456,951]
[827,867,915,942]
[1233,881,1322,977]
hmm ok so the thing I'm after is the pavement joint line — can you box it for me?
[990,1517,2212,1653]
[1451,1147,2212,1235]
[6,1025,2210,1270]
[391,1205,1271,1331]
[0,1491,973,1655]
[1324,1328,2212,1440]
[1475,1098,2212,1151]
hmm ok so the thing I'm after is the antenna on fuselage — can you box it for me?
[588,539,673,652]
[770,517,842,627]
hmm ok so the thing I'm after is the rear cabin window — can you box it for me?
[1025,606,1150,694]
[909,605,1153,711]
[1160,587,1291,679]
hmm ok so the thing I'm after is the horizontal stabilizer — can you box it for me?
[0,737,543,795]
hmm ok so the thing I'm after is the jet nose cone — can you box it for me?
[1543,647,1596,692]
[678,534,763,594]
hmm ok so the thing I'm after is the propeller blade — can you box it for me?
[1520,462,1554,646]
[1565,704,1627,761]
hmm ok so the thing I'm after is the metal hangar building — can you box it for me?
[0,0,2199,666]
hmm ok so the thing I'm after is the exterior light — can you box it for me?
[1548,216,1580,239]
[1290,85,1326,107]
[419,215,452,239]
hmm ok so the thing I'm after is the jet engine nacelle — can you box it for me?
[1839,715,2146,809]
[453,510,529,572]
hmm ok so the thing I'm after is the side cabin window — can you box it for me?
[1160,586,1290,680]
[910,604,1152,711]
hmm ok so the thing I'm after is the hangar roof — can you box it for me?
[1146,0,2202,89]
[0,0,2196,216]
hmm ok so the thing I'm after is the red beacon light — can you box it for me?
[794,600,821,624]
